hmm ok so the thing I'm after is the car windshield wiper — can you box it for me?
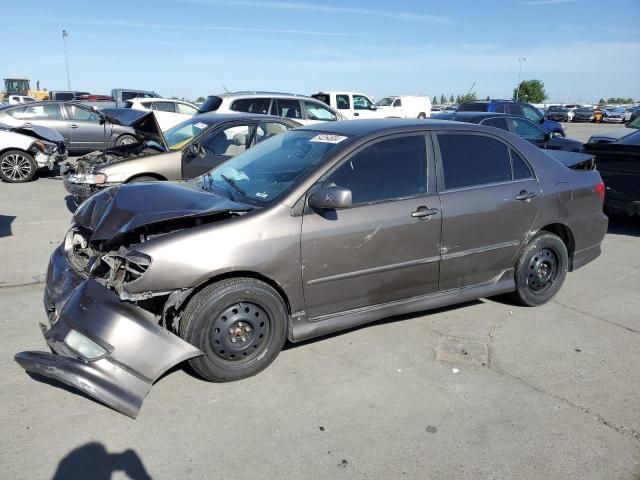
[220,174,247,198]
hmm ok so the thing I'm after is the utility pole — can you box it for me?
[62,30,71,89]
[516,57,526,101]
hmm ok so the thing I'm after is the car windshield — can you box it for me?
[376,97,394,107]
[576,108,594,113]
[196,130,349,206]
[163,117,218,150]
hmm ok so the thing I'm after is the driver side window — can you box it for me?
[65,105,100,122]
[322,135,427,205]
[201,125,254,157]
[353,95,372,110]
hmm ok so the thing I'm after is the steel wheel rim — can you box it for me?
[208,302,270,362]
[1,153,32,181]
[527,247,559,293]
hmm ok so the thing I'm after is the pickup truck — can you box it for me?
[311,91,387,119]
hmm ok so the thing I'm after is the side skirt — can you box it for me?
[290,269,515,342]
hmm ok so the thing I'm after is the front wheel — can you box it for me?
[115,134,137,146]
[0,150,37,183]
[180,278,288,382]
[511,232,568,306]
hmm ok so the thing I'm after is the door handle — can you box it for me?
[353,112,359,117]
[70,124,78,129]
[411,206,439,219]
[515,190,537,201]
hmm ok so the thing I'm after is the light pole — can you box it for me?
[516,57,526,101]
[62,30,71,89]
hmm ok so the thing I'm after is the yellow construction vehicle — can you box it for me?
[1,78,49,102]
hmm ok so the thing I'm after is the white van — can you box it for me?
[311,91,387,119]
[375,96,432,119]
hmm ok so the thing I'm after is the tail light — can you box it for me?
[595,181,605,200]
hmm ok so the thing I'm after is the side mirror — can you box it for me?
[187,143,203,157]
[369,105,378,111]
[308,186,352,210]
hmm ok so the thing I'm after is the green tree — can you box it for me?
[455,94,461,103]
[433,96,438,104]
[598,98,606,105]
[513,79,547,103]
[440,94,446,104]
[459,93,477,103]
[607,97,633,104]
[196,96,206,103]
[486,95,490,101]
[449,94,454,103]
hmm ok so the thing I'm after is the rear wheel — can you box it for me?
[418,112,426,119]
[511,232,568,306]
[0,150,37,183]
[180,278,288,382]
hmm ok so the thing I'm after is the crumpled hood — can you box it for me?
[0,121,65,146]
[74,182,252,243]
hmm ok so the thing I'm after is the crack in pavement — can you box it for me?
[553,299,640,335]
[488,362,640,442]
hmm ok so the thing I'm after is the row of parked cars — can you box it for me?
[545,104,639,124]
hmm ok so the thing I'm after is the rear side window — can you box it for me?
[198,96,223,113]
[508,104,524,115]
[437,133,512,190]
[481,118,509,131]
[231,98,270,115]
[336,95,350,110]
[177,103,198,115]
[151,102,176,112]
[494,105,507,113]
[457,103,488,112]
[324,135,427,205]
[511,149,533,180]
[271,99,302,119]
[393,98,402,107]
[53,92,75,101]
[7,104,62,120]
[121,91,141,101]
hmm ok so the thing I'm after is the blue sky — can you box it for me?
[2,0,639,103]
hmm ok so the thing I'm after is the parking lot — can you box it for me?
[0,121,638,479]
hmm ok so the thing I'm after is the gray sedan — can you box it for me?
[0,101,138,153]
[15,119,608,417]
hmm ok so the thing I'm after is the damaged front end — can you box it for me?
[15,183,253,417]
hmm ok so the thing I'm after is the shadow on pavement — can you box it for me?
[52,442,151,480]
[608,215,640,237]
[0,214,16,238]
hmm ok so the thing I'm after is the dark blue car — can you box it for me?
[454,100,565,136]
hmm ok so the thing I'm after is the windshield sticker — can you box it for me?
[309,134,347,144]
[194,122,208,130]
[255,192,269,198]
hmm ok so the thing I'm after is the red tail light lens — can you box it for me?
[595,181,605,200]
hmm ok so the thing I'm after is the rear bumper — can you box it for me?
[14,245,202,418]
[606,198,640,216]
[571,213,608,271]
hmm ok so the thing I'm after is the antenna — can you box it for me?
[222,85,230,93]
[465,81,476,98]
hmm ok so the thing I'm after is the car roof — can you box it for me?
[212,92,315,100]
[194,112,301,125]
[314,91,369,96]
[445,112,522,123]
[296,118,487,136]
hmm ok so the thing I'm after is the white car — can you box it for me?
[8,95,37,105]
[375,96,432,119]
[197,92,344,125]
[0,123,67,182]
[311,91,387,119]
[126,98,199,131]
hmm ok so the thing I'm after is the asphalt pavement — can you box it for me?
[0,121,638,479]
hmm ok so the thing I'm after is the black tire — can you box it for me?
[0,150,37,183]
[180,278,288,382]
[511,232,568,306]
[418,113,426,119]
[127,175,159,183]
[115,134,137,146]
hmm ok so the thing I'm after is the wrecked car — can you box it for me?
[0,122,66,182]
[16,119,608,417]
[63,111,300,202]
